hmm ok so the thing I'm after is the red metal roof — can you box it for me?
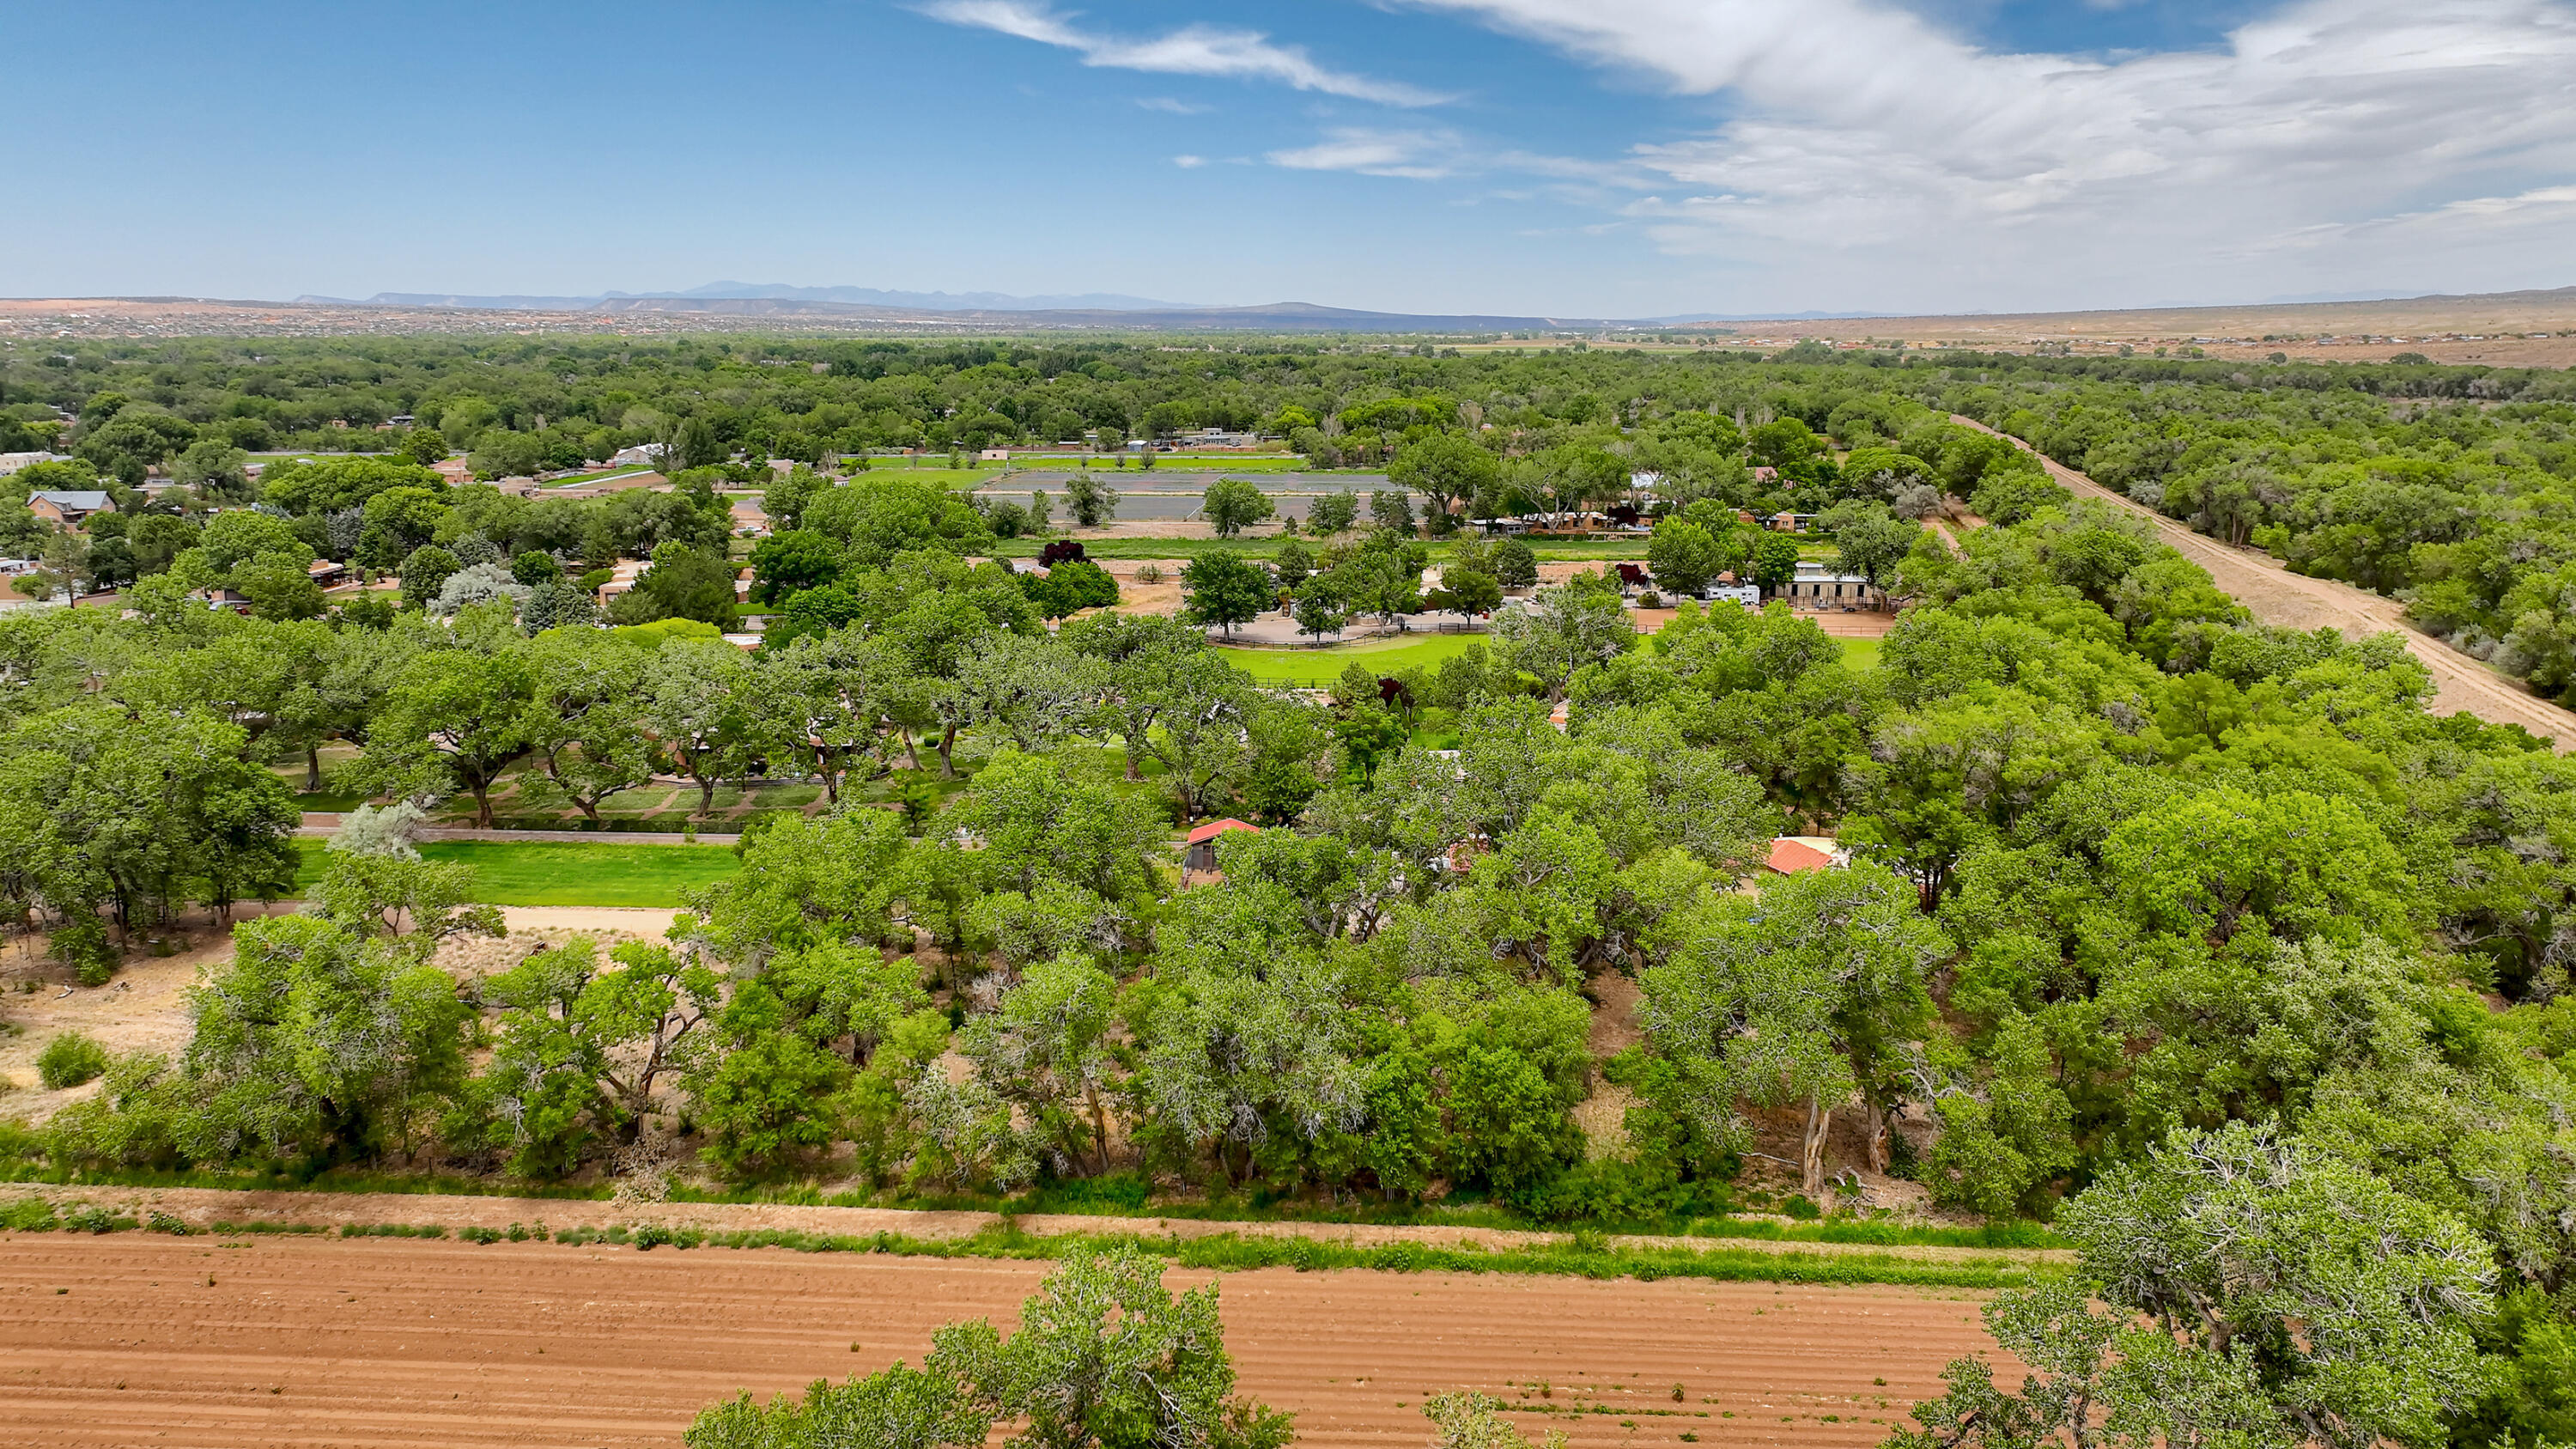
[1766,837,1838,874]
[1185,818,1260,844]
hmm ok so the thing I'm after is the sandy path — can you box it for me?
[0,1233,1997,1449]
[1949,416,2576,749]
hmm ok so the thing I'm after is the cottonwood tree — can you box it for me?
[516,630,655,823]
[180,912,472,1166]
[1201,478,1275,537]
[1133,651,1262,820]
[955,633,1107,754]
[644,637,765,819]
[960,953,1121,1173]
[1387,433,1497,535]
[1640,861,1944,1190]
[758,629,908,802]
[1180,551,1269,638]
[684,1245,1292,1449]
[460,935,723,1174]
[1494,581,1635,702]
[1062,612,1200,782]
[1893,1123,2496,1449]
[353,646,536,827]
[1139,953,1366,1188]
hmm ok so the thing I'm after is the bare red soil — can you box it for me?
[0,1233,1997,1448]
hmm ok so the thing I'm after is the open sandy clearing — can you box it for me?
[0,1233,1996,1449]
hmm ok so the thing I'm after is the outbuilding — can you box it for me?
[1183,818,1260,875]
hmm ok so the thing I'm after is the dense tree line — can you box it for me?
[3,339,2573,1449]
[1940,357,2576,700]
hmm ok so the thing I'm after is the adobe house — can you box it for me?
[27,490,113,528]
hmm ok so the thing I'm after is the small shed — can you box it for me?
[1183,818,1260,874]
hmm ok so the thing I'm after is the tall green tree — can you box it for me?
[1179,551,1269,640]
[1640,861,1944,1190]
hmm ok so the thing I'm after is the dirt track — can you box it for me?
[0,1233,1995,1449]
[1950,417,2576,750]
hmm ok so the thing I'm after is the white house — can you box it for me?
[1783,560,1881,608]
[0,452,70,477]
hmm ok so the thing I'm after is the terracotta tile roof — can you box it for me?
[1185,818,1260,845]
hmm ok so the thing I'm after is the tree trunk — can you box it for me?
[896,726,926,773]
[472,782,494,828]
[1862,1096,1888,1173]
[936,725,958,777]
[304,745,324,794]
[1801,1093,1831,1196]
[1089,1087,1112,1177]
[696,776,716,819]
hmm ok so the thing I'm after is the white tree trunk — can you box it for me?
[1801,1094,1831,1196]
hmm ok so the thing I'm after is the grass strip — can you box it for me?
[0,1160,2061,1250]
[520,1224,2045,1289]
[0,1191,2044,1289]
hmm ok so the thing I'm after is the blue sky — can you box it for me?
[8,0,2573,317]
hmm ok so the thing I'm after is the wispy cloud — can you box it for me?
[1137,96,1211,114]
[1266,126,1622,192]
[1267,128,1466,179]
[917,2,1449,106]
[1172,154,1208,168]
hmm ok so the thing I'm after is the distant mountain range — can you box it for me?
[289,287,1669,333]
[300,283,1202,313]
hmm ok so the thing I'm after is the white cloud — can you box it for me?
[917,2,1449,106]
[1172,154,1208,168]
[1400,0,2576,307]
[1265,126,1620,193]
[1137,96,1211,114]
[1268,128,1466,179]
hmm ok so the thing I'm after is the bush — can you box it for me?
[1781,1194,1822,1221]
[38,1032,109,1089]
[1134,563,1164,585]
[1,1196,59,1231]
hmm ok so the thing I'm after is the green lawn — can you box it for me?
[295,841,743,908]
[1218,631,1487,686]
[1842,636,1884,671]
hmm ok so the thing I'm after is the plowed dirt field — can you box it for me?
[1,1233,1997,1449]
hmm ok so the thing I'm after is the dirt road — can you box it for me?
[1949,417,2576,750]
[0,1233,1996,1449]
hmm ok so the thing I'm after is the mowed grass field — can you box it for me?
[294,841,742,907]
[1217,631,1487,686]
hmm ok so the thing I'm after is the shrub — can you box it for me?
[1,1196,59,1231]
[38,1032,109,1089]
[1781,1194,1821,1221]
[1134,563,1164,585]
